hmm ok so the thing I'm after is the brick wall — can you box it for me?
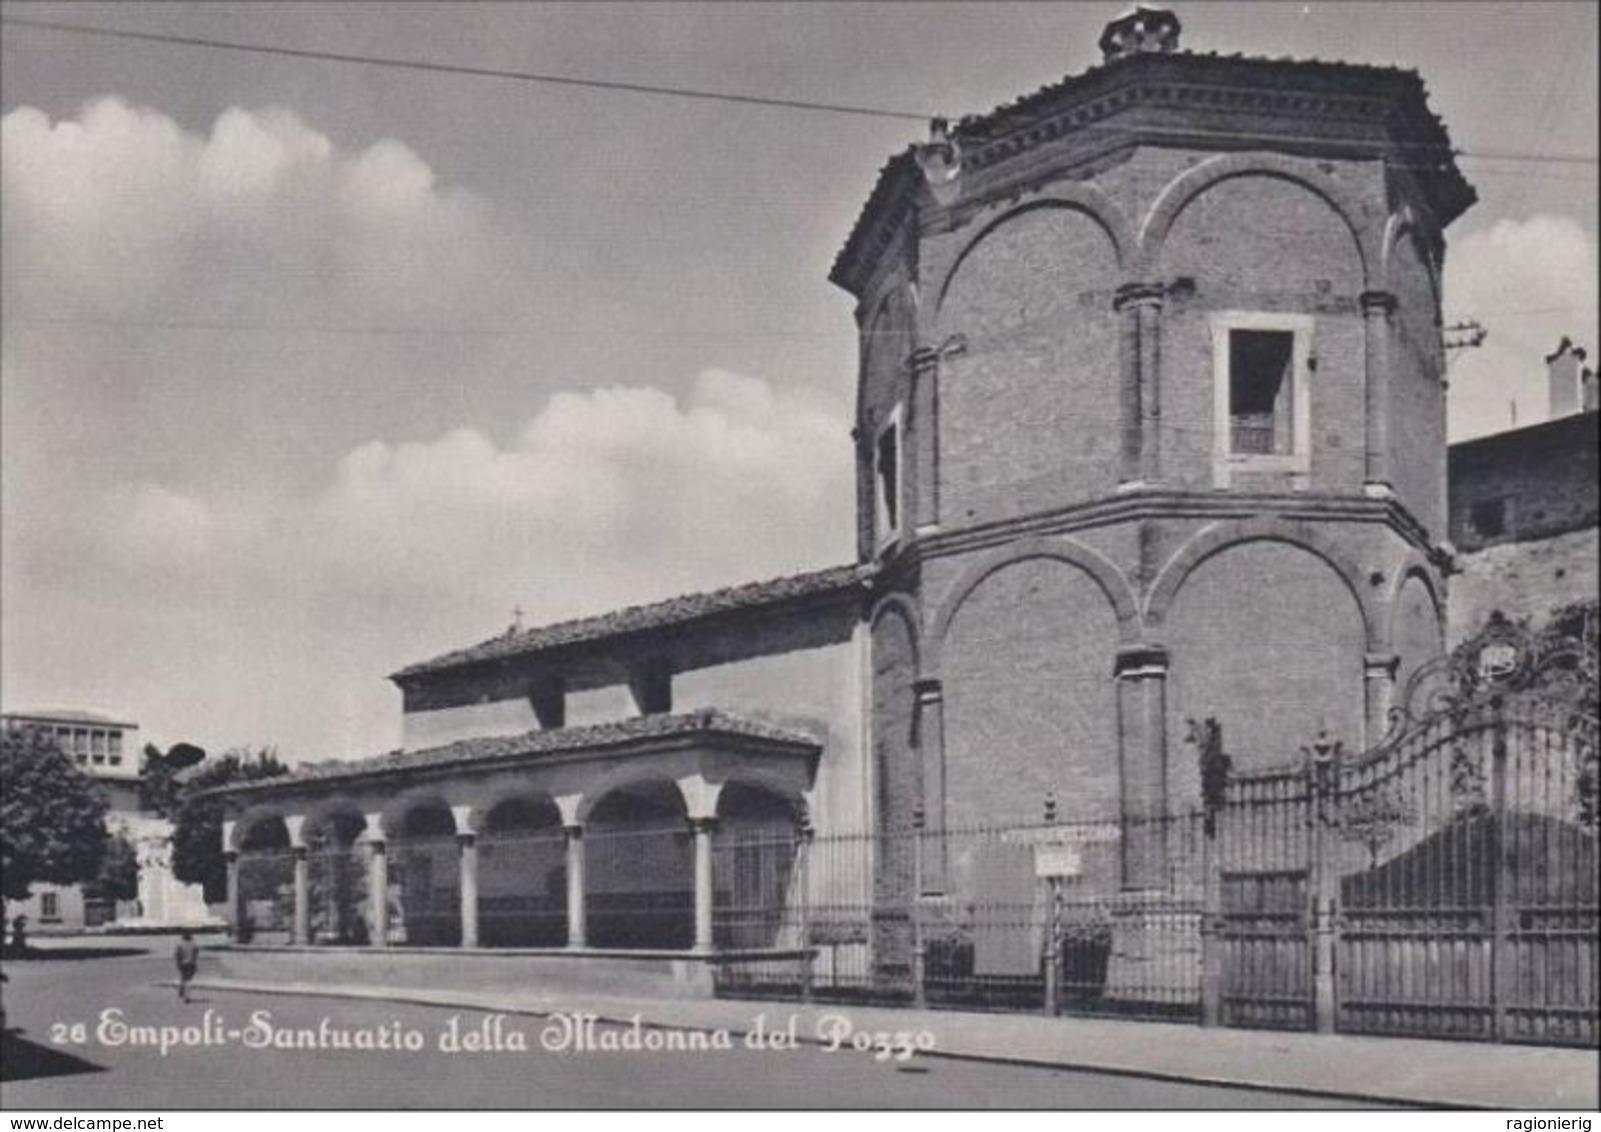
[932,205,1122,525]
[1448,411,1599,552]
[1448,527,1600,644]
[1164,540,1366,779]
[1388,231,1447,535]
[870,606,919,837]
[938,557,1120,828]
[858,288,915,557]
[1157,173,1367,494]
[869,604,918,971]
[1392,572,1445,713]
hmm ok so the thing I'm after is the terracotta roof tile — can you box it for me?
[206,710,821,795]
[393,564,861,680]
[832,49,1454,293]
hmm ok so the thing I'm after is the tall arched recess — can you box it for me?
[1150,171,1368,494]
[941,557,1121,828]
[1164,540,1366,796]
[870,603,920,840]
[934,204,1122,525]
[869,601,920,984]
[1392,570,1445,720]
[939,556,1120,979]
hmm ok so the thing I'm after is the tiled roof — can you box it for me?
[393,564,862,680]
[832,48,1461,293]
[205,710,821,796]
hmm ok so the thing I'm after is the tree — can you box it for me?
[171,748,289,903]
[139,741,208,817]
[84,832,141,905]
[0,728,110,902]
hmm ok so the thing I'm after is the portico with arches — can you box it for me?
[217,714,819,956]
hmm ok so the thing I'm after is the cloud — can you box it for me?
[1,97,505,324]
[46,371,852,757]
[102,484,218,568]
[1,97,858,763]
[1444,213,1599,438]
[294,369,850,609]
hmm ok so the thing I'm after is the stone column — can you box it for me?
[457,832,479,949]
[913,678,946,893]
[1364,652,1399,750]
[1114,283,1165,487]
[1136,288,1164,485]
[564,825,587,949]
[1361,290,1397,497]
[291,846,310,946]
[1115,644,1170,890]
[224,850,241,939]
[1115,284,1144,484]
[910,346,941,533]
[366,839,389,948]
[690,817,718,953]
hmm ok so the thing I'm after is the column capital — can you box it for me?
[913,676,944,703]
[562,823,584,839]
[1359,289,1398,316]
[908,344,941,375]
[456,830,477,847]
[1114,281,1165,310]
[291,844,310,861]
[1364,652,1400,677]
[1115,643,1170,677]
[224,849,240,863]
[687,816,719,835]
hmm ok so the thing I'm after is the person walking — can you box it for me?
[173,931,200,1003]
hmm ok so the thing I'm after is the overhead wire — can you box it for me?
[2,13,1597,173]
[0,14,930,123]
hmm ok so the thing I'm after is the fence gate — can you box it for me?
[1207,606,1599,1047]
[1212,762,1314,1030]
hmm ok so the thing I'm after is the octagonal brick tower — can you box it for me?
[832,7,1475,893]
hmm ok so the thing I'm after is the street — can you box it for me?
[1,939,1387,1109]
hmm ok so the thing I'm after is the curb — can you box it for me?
[178,978,1462,1109]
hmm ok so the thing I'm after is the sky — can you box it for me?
[2,1,1596,762]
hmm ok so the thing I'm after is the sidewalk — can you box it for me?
[185,975,1599,1109]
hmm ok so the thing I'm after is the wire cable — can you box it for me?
[5,12,1598,171]
[0,14,930,123]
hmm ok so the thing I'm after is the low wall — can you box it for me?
[209,945,808,1000]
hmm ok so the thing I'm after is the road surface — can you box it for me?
[1,938,1388,1109]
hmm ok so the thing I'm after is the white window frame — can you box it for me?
[1210,311,1314,488]
[873,404,905,551]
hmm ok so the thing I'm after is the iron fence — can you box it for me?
[478,827,567,948]
[584,824,694,949]
[1209,693,1598,1046]
[389,834,461,947]
[712,812,1206,1021]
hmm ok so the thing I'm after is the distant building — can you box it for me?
[1446,342,1600,642]
[2,708,214,932]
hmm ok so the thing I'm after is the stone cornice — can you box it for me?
[862,488,1443,585]
[831,51,1472,298]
